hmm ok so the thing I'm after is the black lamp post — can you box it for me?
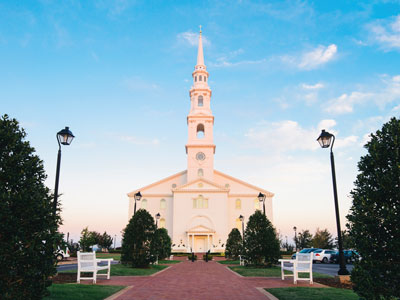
[53,127,74,214]
[133,191,142,215]
[155,213,161,227]
[239,215,245,247]
[258,192,266,215]
[317,129,349,275]
[293,226,297,252]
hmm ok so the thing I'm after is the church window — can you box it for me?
[198,95,203,107]
[193,195,208,209]
[225,183,230,188]
[199,75,202,81]
[197,124,205,138]
[159,218,166,228]
[235,199,241,209]
[236,218,242,230]
[254,198,260,210]
[198,168,204,177]
[204,76,207,82]
[172,183,177,188]
[160,199,166,210]
[141,199,147,209]
[195,76,197,82]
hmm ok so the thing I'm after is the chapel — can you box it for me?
[128,29,274,253]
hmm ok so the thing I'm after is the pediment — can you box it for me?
[187,225,215,233]
[173,178,228,192]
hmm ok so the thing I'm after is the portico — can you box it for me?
[187,225,215,252]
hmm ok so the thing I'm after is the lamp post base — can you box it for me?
[338,268,350,275]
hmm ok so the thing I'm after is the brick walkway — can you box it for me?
[92,261,324,300]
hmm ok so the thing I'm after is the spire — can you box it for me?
[197,25,204,66]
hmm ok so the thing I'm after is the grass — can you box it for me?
[59,263,168,276]
[95,253,121,260]
[217,260,240,265]
[229,266,332,278]
[44,284,125,300]
[266,287,359,300]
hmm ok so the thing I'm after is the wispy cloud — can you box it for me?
[325,75,400,114]
[121,76,159,91]
[177,31,210,47]
[210,58,267,68]
[281,44,338,70]
[369,15,400,51]
[301,83,324,90]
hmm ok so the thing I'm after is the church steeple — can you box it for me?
[186,28,215,182]
[196,26,205,67]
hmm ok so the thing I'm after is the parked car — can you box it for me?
[55,247,70,261]
[313,249,335,263]
[329,249,360,264]
[291,248,321,259]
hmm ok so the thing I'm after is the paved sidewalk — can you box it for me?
[92,261,324,300]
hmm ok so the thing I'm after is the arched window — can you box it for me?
[197,124,205,139]
[193,195,208,209]
[195,76,197,82]
[159,218,166,228]
[160,199,166,210]
[235,199,241,209]
[199,75,202,81]
[254,198,260,210]
[198,168,204,177]
[198,95,203,107]
[236,218,242,230]
[204,76,207,82]
[141,199,147,209]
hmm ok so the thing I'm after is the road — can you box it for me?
[57,261,119,272]
[313,263,354,276]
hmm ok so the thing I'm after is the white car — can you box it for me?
[55,247,70,261]
[313,249,335,263]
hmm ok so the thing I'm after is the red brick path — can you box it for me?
[97,261,324,300]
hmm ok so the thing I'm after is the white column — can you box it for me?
[191,234,194,252]
[186,232,189,252]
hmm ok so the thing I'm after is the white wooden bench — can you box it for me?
[77,251,113,284]
[279,253,313,284]
[239,255,246,266]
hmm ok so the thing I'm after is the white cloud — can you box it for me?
[325,75,400,114]
[177,31,210,47]
[298,44,338,70]
[369,15,400,51]
[301,83,324,90]
[318,119,336,132]
[121,76,159,91]
[210,58,267,68]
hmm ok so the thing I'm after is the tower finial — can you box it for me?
[196,27,204,66]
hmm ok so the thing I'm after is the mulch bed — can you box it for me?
[314,277,353,289]
[52,273,80,284]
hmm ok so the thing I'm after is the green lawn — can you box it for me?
[229,266,332,278]
[266,287,359,300]
[44,284,125,300]
[59,263,168,276]
[95,253,121,260]
[217,260,240,265]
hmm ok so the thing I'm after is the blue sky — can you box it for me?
[1,0,400,245]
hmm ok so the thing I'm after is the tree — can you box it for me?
[312,228,334,249]
[121,209,156,267]
[225,228,243,259]
[337,230,354,250]
[0,115,60,299]
[79,227,98,251]
[151,228,172,260]
[98,232,113,251]
[244,210,280,266]
[347,117,400,300]
[297,229,313,249]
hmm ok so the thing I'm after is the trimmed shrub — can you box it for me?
[151,228,172,260]
[225,228,243,259]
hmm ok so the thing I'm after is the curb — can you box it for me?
[256,287,279,300]
[104,286,133,300]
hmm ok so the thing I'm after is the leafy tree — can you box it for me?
[0,115,60,299]
[79,227,99,251]
[225,228,243,259]
[336,230,354,250]
[297,229,313,249]
[312,228,334,249]
[98,231,113,251]
[244,210,280,266]
[121,209,156,267]
[151,228,172,260]
[347,117,400,300]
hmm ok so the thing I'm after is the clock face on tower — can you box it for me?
[196,152,206,161]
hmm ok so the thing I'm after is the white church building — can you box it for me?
[128,30,274,253]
